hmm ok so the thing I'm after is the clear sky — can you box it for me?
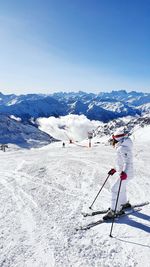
[0,0,150,94]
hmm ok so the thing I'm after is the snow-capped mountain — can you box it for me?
[0,90,150,147]
[52,90,147,121]
[94,114,150,139]
[0,90,149,122]
[0,92,46,105]
[0,95,66,121]
[0,115,55,148]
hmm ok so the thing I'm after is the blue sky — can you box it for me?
[0,0,150,94]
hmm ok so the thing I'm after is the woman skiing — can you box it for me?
[103,128,134,220]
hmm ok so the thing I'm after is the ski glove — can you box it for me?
[108,168,116,175]
[120,171,127,180]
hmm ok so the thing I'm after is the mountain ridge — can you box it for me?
[0,90,149,147]
[0,90,149,122]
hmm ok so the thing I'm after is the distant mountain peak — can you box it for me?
[0,90,149,123]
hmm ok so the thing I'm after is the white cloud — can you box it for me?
[37,114,100,141]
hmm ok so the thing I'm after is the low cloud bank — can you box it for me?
[37,115,101,141]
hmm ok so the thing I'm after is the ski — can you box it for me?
[82,209,108,217]
[77,207,142,231]
[82,201,149,217]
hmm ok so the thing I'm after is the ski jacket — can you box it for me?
[115,137,133,180]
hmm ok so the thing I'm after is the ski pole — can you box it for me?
[109,179,122,237]
[89,174,110,209]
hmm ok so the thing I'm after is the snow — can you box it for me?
[9,115,22,122]
[0,115,53,148]
[1,90,149,122]
[0,126,150,267]
[133,125,150,143]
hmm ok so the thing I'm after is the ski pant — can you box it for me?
[111,178,128,211]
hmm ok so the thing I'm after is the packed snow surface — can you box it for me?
[0,126,150,267]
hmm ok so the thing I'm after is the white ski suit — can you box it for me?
[111,137,134,211]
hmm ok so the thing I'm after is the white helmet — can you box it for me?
[112,128,127,141]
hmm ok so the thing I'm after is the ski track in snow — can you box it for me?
[0,140,150,267]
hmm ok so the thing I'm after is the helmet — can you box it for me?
[112,128,127,141]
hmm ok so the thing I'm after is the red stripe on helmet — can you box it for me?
[112,133,126,139]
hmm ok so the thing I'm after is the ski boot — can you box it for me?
[103,209,125,220]
[121,201,132,210]
[103,209,115,220]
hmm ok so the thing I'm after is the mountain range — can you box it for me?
[0,90,150,122]
[0,90,150,147]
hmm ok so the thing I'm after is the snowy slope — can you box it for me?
[0,115,55,148]
[0,126,150,267]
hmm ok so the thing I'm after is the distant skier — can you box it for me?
[103,129,133,220]
[62,142,65,148]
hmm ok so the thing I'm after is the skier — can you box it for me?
[62,142,65,148]
[103,129,133,220]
